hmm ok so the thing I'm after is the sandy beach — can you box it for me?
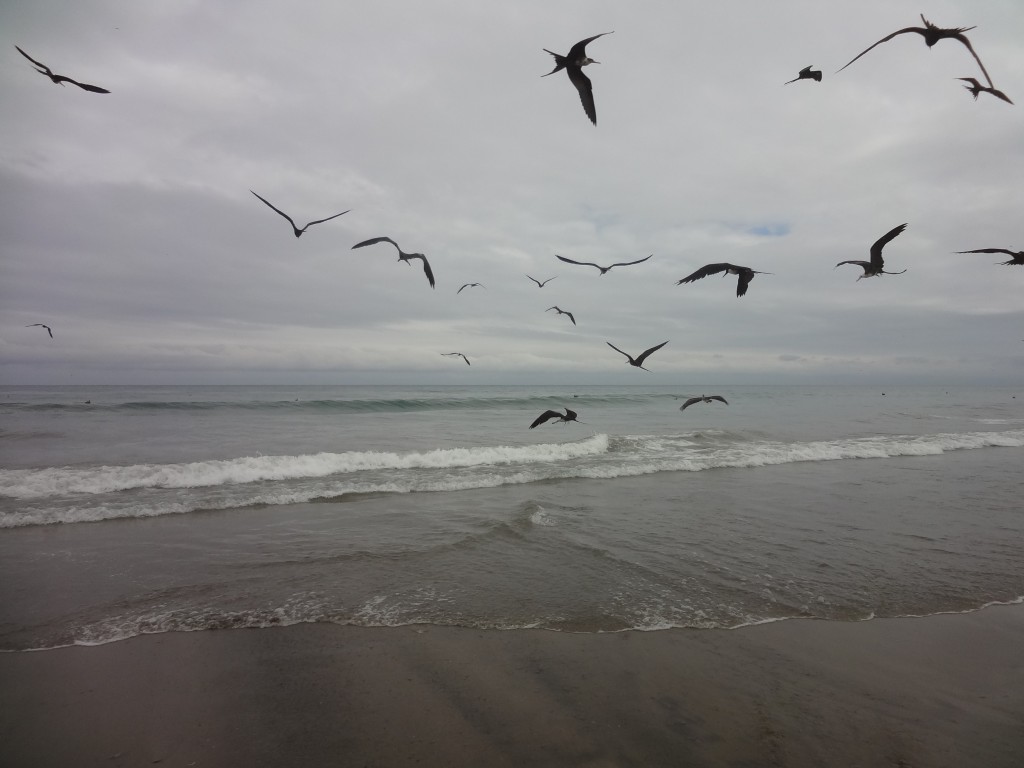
[2,603,1022,768]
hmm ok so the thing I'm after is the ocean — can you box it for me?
[1,383,1022,651]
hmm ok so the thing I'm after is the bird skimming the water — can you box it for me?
[785,66,822,84]
[676,263,771,297]
[26,323,53,338]
[835,223,908,280]
[352,237,436,288]
[526,275,557,288]
[15,46,110,93]
[542,32,613,125]
[457,283,485,294]
[679,395,728,411]
[441,352,471,366]
[955,248,1024,265]
[606,341,669,371]
[546,306,576,326]
[529,408,581,429]
[250,191,349,238]
[956,78,1013,104]
[556,254,651,275]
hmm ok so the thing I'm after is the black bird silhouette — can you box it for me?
[784,66,822,84]
[15,46,110,93]
[955,248,1024,265]
[956,77,1013,104]
[250,191,349,238]
[526,274,557,287]
[441,352,470,366]
[606,341,669,371]
[680,394,729,411]
[542,32,613,125]
[556,254,651,275]
[546,306,576,326]
[837,14,993,88]
[676,263,771,297]
[529,408,581,429]
[26,323,53,338]
[457,283,485,294]
[836,223,908,280]
[352,237,435,288]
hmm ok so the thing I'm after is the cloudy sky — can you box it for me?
[2,0,1022,385]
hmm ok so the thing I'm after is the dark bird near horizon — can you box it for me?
[457,282,485,294]
[836,14,993,88]
[250,191,349,238]
[526,275,557,287]
[680,394,729,411]
[529,408,581,429]
[441,352,470,366]
[955,248,1024,265]
[676,263,771,297]
[542,32,613,125]
[556,254,651,275]
[606,341,669,372]
[546,306,576,326]
[784,66,822,84]
[26,323,53,338]
[835,223,908,280]
[956,77,1013,104]
[15,46,110,93]
[352,237,435,288]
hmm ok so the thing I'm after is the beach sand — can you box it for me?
[2,604,1022,768]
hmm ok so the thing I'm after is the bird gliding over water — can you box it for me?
[679,395,729,411]
[956,78,1013,105]
[784,66,822,84]
[556,254,651,275]
[15,46,110,93]
[542,32,613,125]
[835,223,908,280]
[526,275,557,288]
[955,248,1024,266]
[546,306,576,326]
[606,341,669,371]
[352,237,436,288]
[529,408,581,429]
[441,352,471,366]
[676,263,771,297]
[250,191,349,238]
[457,283,485,294]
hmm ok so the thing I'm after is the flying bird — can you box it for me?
[542,32,613,125]
[352,236,435,288]
[956,77,1013,104]
[457,282,485,294]
[526,275,557,288]
[606,341,669,371]
[26,323,53,338]
[15,46,110,93]
[546,306,576,326]
[679,395,729,411]
[955,248,1024,265]
[836,14,994,88]
[556,254,652,275]
[785,66,822,84]
[250,191,349,238]
[529,408,581,429]
[676,263,771,297]
[835,223,908,280]
[441,352,471,366]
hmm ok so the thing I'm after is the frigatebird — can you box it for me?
[679,395,728,411]
[15,46,110,93]
[542,32,613,125]
[556,254,652,275]
[835,223,908,280]
[529,408,581,429]
[676,263,771,297]
[546,306,576,326]
[352,237,436,288]
[26,323,53,338]
[606,341,669,371]
[457,283,485,294]
[785,66,822,84]
[956,77,1013,104]
[526,275,557,288]
[441,352,471,366]
[250,191,349,238]
[836,14,994,88]
[955,248,1024,265]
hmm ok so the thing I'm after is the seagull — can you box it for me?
[836,14,994,88]
[15,46,110,93]
[250,191,349,238]
[556,254,652,275]
[606,341,669,371]
[546,306,576,326]
[26,323,53,338]
[542,32,613,125]
[784,66,822,84]
[676,263,771,297]
[529,408,581,429]
[955,248,1024,265]
[835,223,908,280]
[441,352,471,366]
[352,236,435,289]
[956,77,1013,104]
[679,395,729,411]
[457,282,485,294]
[526,275,557,288]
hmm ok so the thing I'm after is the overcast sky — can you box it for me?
[2,0,1022,386]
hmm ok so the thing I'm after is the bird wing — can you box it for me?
[708,395,729,405]
[956,248,1014,256]
[251,191,298,229]
[835,260,870,269]
[836,27,921,73]
[352,236,400,251]
[566,66,597,125]
[677,263,731,284]
[634,341,669,366]
[950,33,994,89]
[557,255,602,270]
[605,342,633,362]
[303,210,350,228]
[410,254,435,288]
[869,223,907,269]
[564,408,578,421]
[565,311,576,326]
[15,46,50,73]
[735,269,754,297]
[679,397,701,411]
[51,74,109,93]
[530,410,563,429]
[526,275,542,286]
[608,255,652,269]
[566,32,614,60]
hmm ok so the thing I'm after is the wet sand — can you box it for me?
[2,604,1023,768]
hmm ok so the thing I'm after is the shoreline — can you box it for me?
[2,604,1023,767]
